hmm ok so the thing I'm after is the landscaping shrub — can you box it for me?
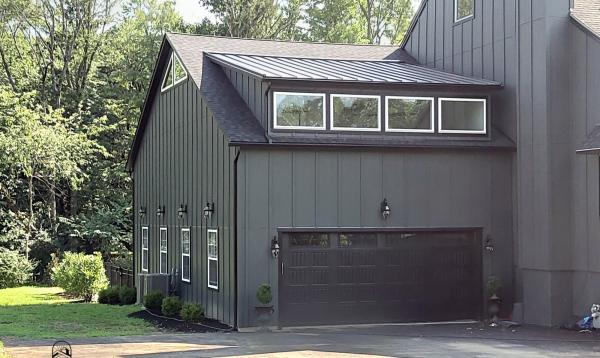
[119,287,137,305]
[98,286,120,304]
[256,283,272,305]
[29,241,58,283]
[51,252,108,301]
[0,248,33,289]
[143,291,164,311]
[161,296,183,317]
[180,303,204,322]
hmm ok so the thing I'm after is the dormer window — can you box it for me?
[274,92,325,129]
[438,98,486,134]
[161,52,187,92]
[454,0,474,22]
[331,94,381,131]
[385,96,434,133]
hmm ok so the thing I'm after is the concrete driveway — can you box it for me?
[4,322,600,357]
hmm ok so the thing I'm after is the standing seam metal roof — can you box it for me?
[205,52,502,86]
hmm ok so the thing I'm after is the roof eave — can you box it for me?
[569,12,600,41]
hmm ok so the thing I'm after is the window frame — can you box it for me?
[273,91,327,130]
[159,227,168,275]
[207,229,219,290]
[141,226,149,272]
[454,0,474,23]
[385,96,435,133]
[330,94,382,132]
[438,97,487,134]
[160,55,174,93]
[181,228,191,283]
[173,54,188,86]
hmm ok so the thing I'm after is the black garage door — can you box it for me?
[279,229,482,326]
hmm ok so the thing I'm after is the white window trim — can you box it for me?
[181,228,191,283]
[454,0,474,23]
[438,97,487,134]
[159,227,167,275]
[385,96,435,133]
[330,94,382,132]
[173,54,188,86]
[141,226,149,272]
[273,92,326,130]
[160,55,174,93]
[207,229,218,290]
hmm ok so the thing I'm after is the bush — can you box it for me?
[98,286,120,305]
[119,286,137,305]
[51,252,108,302]
[180,303,204,322]
[256,283,272,305]
[0,248,33,289]
[161,296,183,317]
[29,241,58,283]
[143,291,164,311]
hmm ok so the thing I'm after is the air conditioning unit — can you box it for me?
[137,273,170,304]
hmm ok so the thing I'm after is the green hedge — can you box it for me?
[0,248,33,289]
[51,252,107,302]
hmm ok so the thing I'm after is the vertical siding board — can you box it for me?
[292,152,317,227]
[316,152,339,227]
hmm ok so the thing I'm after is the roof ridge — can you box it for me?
[205,52,405,63]
[166,32,400,48]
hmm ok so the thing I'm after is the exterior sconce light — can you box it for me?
[156,206,165,217]
[177,204,187,219]
[271,236,280,258]
[138,207,146,217]
[381,198,391,220]
[484,235,494,253]
[203,202,214,220]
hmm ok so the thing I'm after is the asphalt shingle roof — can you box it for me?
[205,52,501,86]
[571,0,600,38]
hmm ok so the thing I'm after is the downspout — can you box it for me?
[233,147,241,329]
[130,171,136,289]
[513,0,521,304]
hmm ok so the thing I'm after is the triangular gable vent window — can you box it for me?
[161,53,187,92]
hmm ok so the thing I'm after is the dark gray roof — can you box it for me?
[576,125,600,154]
[206,52,501,87]
[571,0,600,39]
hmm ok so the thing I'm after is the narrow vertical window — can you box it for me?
[181,228,191,282]
[159,227,168,274]
[141,227,149,272]
[207,229,218,290]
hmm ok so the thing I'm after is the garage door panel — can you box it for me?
[280,230,482,326]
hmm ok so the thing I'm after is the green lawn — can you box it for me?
[0,286,156,339]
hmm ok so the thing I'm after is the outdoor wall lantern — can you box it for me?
[484,235,495,253]
[156,206,165,217]
[381,198,391,220]
[177,204,187,219]
[203,202,214,220]
[271,236,280,258]
[138,207,146,217]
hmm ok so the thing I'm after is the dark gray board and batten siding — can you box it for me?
[133,52,236,327]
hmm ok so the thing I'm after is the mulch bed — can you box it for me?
[128,309,233,333]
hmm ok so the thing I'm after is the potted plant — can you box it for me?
[486,276,502,326]
[255,283,274,329]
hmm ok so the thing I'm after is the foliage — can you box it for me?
[0,286,155,338]
[119,286,137,305]
[256,283,272,305]
[51,252,108,301]
[180,302,204,322]
[161,296,183,317]
[0,248,33,288]
[29,240,59,283]
[143,291,164,311]
[486,276,502,296]
[98,286,121,304]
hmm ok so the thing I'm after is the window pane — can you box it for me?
[142,250,148,270]
[338,233,378,248]
[160,230,167,251]
[457,0,474,20]
[142,228,148,248]
[289,233,330,248]
[387,97,432,131]
[182,256,190,281]
[275,93,324,128]
[332,95,379,129]
[161,59,173,90]
[208,259,218,288]
[182,230,190,254]
[440,99,485,132]
[174,55,186,82]
[160,253,167,274]
[208,230,218,258]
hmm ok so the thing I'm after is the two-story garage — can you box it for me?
[126,33,515,328]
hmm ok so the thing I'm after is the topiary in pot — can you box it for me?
[119,287,137,305]
[161,296,183,317]
[143,291,164,312]
[255,284,274,329]
[181,303,204,322]
[256,284,272,306]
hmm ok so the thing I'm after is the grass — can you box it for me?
[0,286,156,339]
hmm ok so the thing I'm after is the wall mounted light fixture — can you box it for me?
[138,207,146,217]
[381,198,391,220]
[484,235,495,253]
[271,236,280,258]
[177,204,187,219]
[156,206,165,217]
[203,202,214,220]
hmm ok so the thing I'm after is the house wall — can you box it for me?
[133,50,237,326]
[222,67,270,129]
[236,147,513,327]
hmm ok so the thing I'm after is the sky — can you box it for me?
[174,0,423,25]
